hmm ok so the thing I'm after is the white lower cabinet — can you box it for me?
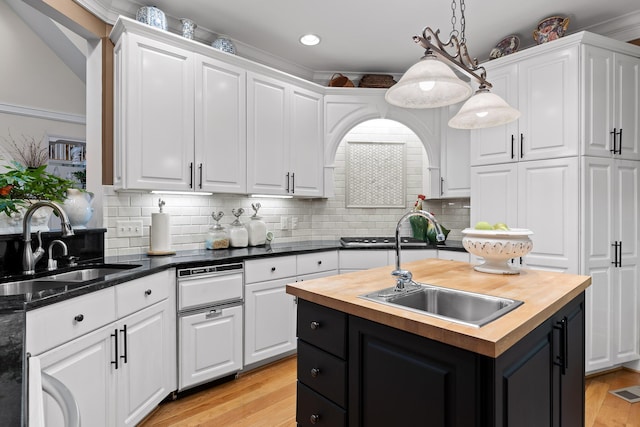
[339,250,389,273]
[28,270,176,427]
[583,157,640,372]
[244,251,338,366]
[179,304,243,390]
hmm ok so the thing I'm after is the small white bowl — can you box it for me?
[461,228,533,275]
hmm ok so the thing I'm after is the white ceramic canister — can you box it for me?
[229,208,248,248]
[248,203,266,246]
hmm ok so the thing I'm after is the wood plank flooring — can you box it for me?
[141,356,640,426]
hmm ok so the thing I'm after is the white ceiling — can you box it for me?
[131,0,640,76]
[16,0,640,80]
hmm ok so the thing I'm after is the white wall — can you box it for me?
[103,119,470,256]
[0,0,86,166]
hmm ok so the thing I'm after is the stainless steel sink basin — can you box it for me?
[0,264,142,296]
[41,266,139,282]
[360,283,523,327]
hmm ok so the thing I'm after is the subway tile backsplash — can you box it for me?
[103,120,469,256]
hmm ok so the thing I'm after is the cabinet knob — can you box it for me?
[271,267,276,272]
[310,368,320,378]
[310,321,320,330]
[310,414,320,424]
[317,260,322,265]
[144,289,152,296]
[74,314,84,322]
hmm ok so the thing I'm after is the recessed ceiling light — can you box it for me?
[299,34,320,46]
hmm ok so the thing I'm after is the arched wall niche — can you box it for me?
[323,91,441,197]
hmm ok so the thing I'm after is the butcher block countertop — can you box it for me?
[286,259,591,358]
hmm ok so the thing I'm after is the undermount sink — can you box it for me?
[0,264,142,296]
[360,283,523,328]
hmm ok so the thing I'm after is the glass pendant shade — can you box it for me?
[448,90,521,129]
[385,56,473,108]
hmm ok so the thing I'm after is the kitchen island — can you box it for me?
[287,259,591,426]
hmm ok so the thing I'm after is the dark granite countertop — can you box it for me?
[0,239,466,311]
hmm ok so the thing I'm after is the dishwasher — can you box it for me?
[177,263,244,391]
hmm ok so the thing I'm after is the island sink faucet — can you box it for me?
[391,210,445,291]
[22,201,74,275]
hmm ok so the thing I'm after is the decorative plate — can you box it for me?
[533,16,570,44]
[489,35,520,60]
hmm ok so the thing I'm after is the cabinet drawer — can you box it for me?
[116,270,171,318]
[339,250,389,271]
[298,340,346,407]
[178,270,243,311]
[297,299,347,358]
[297,382,346,427]
[297,251,338,276]
[244,256,297,283]
[26,287,116,355]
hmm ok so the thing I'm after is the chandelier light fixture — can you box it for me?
[385,0,520,129]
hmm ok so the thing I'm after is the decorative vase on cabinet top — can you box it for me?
[63,189,94,229]
[211,35,236,54]
[136,6,168,31]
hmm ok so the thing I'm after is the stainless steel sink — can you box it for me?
[41,266,139,282]
[0,264,142,296]
[360,283,523,327]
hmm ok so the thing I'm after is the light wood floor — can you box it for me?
[141,356,640,426]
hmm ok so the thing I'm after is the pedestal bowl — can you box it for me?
[462,228,533,275]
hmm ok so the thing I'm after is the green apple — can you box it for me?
[493,222,510,231]
[474,221,493,230]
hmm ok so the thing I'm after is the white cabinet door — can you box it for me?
[244,278,296,365]
[195,54,247,193]
[117,300,175,427]
[246,72,289,195]
[470,163,518,228]
[583,47,640,160]
[517,45,579,161]
[289,85,324,196]
[440,103,470,198]
[471,45,579,166]
[116,33,194,191]
[583,157,640,372]
[517,157,579,273]
[614,54,640,160]
[470,64,519,166]
[179,304,243,390]
[38,326,115,427]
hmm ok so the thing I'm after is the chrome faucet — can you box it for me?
[22,201,74,274]
[47,239,69,271]
[391,210,445,291]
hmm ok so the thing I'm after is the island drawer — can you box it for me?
[297,382,346,427]
[297,299,347,359]
[297,340,346,407]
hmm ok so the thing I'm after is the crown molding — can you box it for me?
[582,10,640,43]
[0,102,86,125]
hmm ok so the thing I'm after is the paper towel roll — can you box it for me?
[150,212,171,252]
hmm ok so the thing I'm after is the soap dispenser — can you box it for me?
[229,208,248,248]
[248,203,267,246]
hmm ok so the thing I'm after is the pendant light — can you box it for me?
[385,0,519,129]
[448,87,521,129]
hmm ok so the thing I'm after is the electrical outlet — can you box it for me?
[291,217,298,229]
[280,216,289,230]
[116,220,143,237]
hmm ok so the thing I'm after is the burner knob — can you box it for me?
[383,239,389,243]
[371,239,377,243]
[363,239,369,243]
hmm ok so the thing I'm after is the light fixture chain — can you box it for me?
[459,0,466,44]
[450,0,459,39]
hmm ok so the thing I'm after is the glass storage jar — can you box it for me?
[229,208,248,248]
[205,211,229,250]
[248,203,266,246]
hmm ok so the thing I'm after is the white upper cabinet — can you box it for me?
[471,44,580,166]
[582,46,640,160]
[247,72,323,197]
[195,54,247,193]
[439,103,470,198]
[114,33,195,191]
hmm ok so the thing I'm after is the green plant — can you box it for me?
[0,161,75,216]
